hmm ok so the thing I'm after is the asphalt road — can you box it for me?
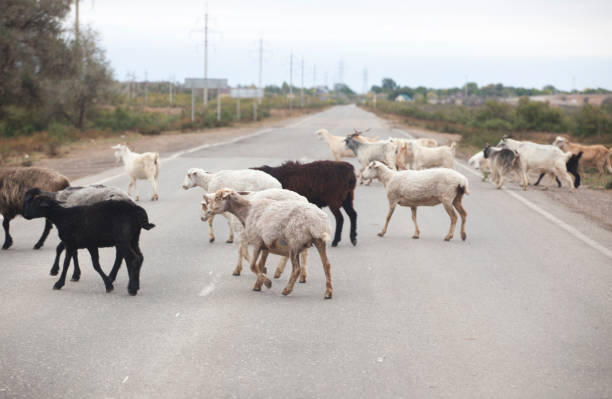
[1,105,611,399]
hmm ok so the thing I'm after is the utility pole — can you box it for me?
[169,77,173,105]
[203,4,209,107]
[289,52,293,109]
[258,37,263,91]
[464,75,468,99]
[236,88,241,121]
[144,69,148,106]
[75,0,80,41]
[300,58,304,108]
[313,65,316,89]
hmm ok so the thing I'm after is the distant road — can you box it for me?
[1,105,611,399]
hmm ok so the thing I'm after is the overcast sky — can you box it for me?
[73,0,612,91]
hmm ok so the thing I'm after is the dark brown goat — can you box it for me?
[252,160,357,247]
[0,167,70,250]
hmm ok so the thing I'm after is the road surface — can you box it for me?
[1,105,611,398]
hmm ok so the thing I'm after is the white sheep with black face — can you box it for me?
[362,161,469,242]
[182,168,281,243]
[205,188,334,299]
[111,144,160,201]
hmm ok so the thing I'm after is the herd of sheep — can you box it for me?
[1,128,610,299]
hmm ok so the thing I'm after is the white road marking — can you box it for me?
[198,272,219,297]
[455,162,612,260]
[122,376,129,384]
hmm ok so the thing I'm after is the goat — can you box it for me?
[38,185,133,281]
[534,151,583,188]
[483,146,522,189]
[553,136,612,180]
[201,188,309,281]
[391,138,438,170]
[182,168,281,243]
[22,188,155,295]
[344,132,397,184]
[408,141,455,170]
[252,160,357,247]
[362,161,469,241]
[468,150,492,181]
[0,167,69,250]
[498,137,574,190]
[316,128,379,161]
[206,188,333,299]
[112,144,160,201]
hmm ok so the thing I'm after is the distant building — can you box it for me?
[394,94,413,102]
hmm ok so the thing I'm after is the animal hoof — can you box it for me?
[226,239,234,244]
[331,241,339,247]
[324,291,333,299]
[53,282,63,290]
[412,235,419,239]
[2,240,12,250]
[33,242,43,250]
[50,269,59,276]
[351,238,357,246]
[106,284,114,293]
[71,275,80,282]
[209,237,215,243]
[264,279,272,289]
[128,287,137,296]
[461,233,467,241]
[135,196,140,201]
[377,233,384,237]
[232,271,241,276]
[253,286,262,292]
[299,277,306,284]
[151,195,159,201]
[262,267,268,274]
[273,272,282,279]
[444,236,452,241]
[281,288,291,296]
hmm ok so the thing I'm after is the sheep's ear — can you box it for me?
[237,191,251,196]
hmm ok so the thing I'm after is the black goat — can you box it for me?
[22,188,155,295]
[534,151,583,188]
[252,160,357,247]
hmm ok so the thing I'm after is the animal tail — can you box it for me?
[137,207,156,230]
[321,232,332,244]
[459,182,470,196]
[154,153,161,178]
[450,142,457,155]
[607,148,612,174]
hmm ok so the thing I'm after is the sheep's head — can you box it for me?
[362,161,383,180]
[208,188,238,214]
[315,129,327,140]
[22,188,57,220]
[182,168,208,190]
[200,193,215,222]
[553,136,569,149]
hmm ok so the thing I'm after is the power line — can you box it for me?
[203,3,209,106]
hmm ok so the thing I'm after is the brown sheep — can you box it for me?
[553,136,612,180]
[0,167,70,250]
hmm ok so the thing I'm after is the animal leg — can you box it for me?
[274,257,288,279]
[496,173,505,189]
[443,202,458,241]
[128,177,138,201]
[342,196,358,246]
[250,245,271,291]
[50,242,64,275]
[87,247,113,293]
[281,251,301,296]
[70,250,81,282]
[108,248,123,283]
[377,203,397,237]
[53,247,74,290]
[410,207,420,239]
[33,218,53,249]
[298,250,308,283]
[117,243,140,295]
[232,241,248,276]
[225,214,234,243]
[453,194,468,241]
[2,216,13,250]
[255,250,269,275]
[149,176,159,201]
[208,215,215,243]
[330,206,344,247]
[313,239,333,299]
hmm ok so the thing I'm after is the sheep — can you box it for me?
[468,150,492,181]
[497,137,574,190]
[201,188,309,282]
[316,128,379,161]
[391,138,439,170]
[252,160,357,247]
[534,151,583,189]
[0,167,69,250]
[362,161,469,241]
[182,168,281,243]
[483,146,523,189]
[344,132,397,184]
[408,141,456,170]
[22,188,155,295]
[206,188,333,299]
[37,185,133,281]
[552,136,612,180]
[112,144,160,201]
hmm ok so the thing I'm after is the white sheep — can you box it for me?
[497,137,574,190]
[344,133,397,185]
[182,168,281,243]
[408,141,456,170]
[362,161,469,241]
[111,144,160,201]
[206,188,334,299]
[316,128,379,161]
[391,137,438,169]
[201,188,309,282]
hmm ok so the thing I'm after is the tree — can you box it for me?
[333,83,355,96]
[381,78,398,92]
